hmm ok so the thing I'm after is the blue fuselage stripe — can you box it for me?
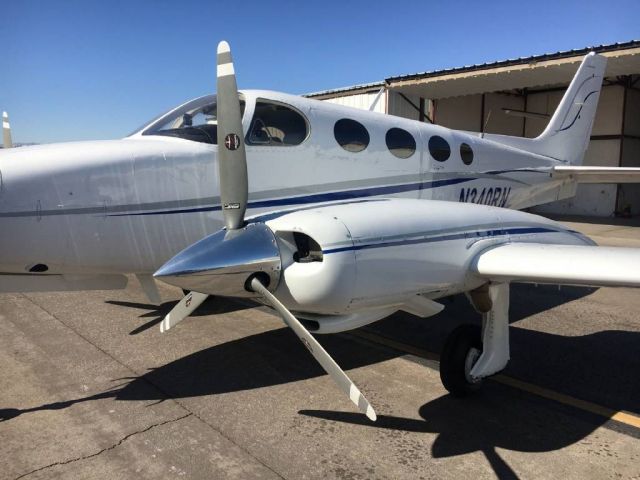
[323,227,557,254]
[107,177,475,217]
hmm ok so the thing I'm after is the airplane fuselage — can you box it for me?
[0,90,570,277]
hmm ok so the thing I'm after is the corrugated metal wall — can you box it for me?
[322,91,386,114]
[321,90,423,120]
[618,85,640,215]
[387,91,422,120]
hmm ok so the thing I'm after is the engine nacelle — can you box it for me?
[265,198,518,315]
[157,198,590,324]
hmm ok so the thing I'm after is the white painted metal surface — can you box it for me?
[263,198,591,322]
[160,291,209,332]
[469,282,510,379]
[0,273,127,292]
[0,51,632,306]
[471,243,640,287]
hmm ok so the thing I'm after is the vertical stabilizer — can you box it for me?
[532,53,607,164]
[2,111,12,148]
[484,53,607,166]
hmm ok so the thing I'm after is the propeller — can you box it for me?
[160,291,209,333]
[158,40,247,331]
[216,40,248,231]
[249,277,376,421]
[154,40,377,421]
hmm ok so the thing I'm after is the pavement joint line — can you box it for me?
[348,329,640,430]
[158,397,287,480]
[17,293,287,480]
[12,412,193,480]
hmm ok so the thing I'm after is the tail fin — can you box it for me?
[2,111,12,148]
[530,52,607,164]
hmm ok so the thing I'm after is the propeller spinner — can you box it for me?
[154,41,376,421]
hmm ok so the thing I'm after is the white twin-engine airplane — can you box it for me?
[2,42,640,421]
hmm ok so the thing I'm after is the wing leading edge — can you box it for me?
[471,243,640,288]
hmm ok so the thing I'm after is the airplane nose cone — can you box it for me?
[154,222,282,297]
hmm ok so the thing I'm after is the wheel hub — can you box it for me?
[464,347,482,384]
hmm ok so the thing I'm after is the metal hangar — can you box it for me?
[307,41,640,217]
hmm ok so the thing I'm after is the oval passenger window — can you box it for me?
[334,118,370,153]
[386,128,416,159]
[460,142,474,165]
[429,135,451,162]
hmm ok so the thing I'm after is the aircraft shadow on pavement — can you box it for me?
[0,327,398,420]
[299,382,612,480]
[106,296,254,335]
[366,284,640,415]
[2,285,637,474]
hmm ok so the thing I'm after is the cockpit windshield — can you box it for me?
[136,94,245,145]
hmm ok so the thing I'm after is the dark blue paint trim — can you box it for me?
[109,204,221,216]
[323,227,558,254]
[247,199,386,224]
[557,90,598,132]
[484,169,548,175]
[107,177,475,217]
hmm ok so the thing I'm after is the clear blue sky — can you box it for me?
[2,0,638,144]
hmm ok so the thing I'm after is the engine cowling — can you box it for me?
[265,199,508,315]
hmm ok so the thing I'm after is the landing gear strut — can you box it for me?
[439,283,511,396]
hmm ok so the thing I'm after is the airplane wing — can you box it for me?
[0,273,128,293]
[471,243,640,288]
[552,166,640,184]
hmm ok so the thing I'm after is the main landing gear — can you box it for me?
[439,283,510,396]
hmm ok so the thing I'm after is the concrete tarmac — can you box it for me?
[1,219,639,480]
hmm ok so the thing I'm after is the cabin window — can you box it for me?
[246,100,308,146]
[428,135,451,162]
[141,95,246,145]
[385,127,416,158]
[460,142,474,165]
[334,118,370,153]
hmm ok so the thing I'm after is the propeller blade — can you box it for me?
[249,277,377,421]
[216,40,248,231]
[160,291,209,333]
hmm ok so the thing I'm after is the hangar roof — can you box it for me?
[306,81,385,100]
[307,40,640,100]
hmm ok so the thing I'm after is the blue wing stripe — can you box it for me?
[323,227,558,254]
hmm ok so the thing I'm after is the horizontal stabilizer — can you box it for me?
[471,243,640,288]
[552,166,640,184]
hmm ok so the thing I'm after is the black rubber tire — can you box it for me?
[439,324,484,397]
